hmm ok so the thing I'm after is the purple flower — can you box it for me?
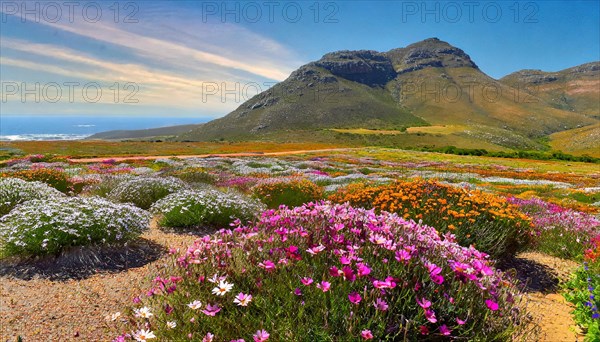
[201,303,221,316]
[373,298,388,311]
[439,325,451,336]
[416,297,431,309]
[348,292,362,305]
[485,299,499,311]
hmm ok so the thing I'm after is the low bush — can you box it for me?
[0,197,150,257]
[252,178,323,208]
[508,197,600,260]
[329,179,533,260]
[83,174,135,198]
[118,202,528,341]
[151,189,265,229]
[170,167,217,185]
[564,235,600,341]
[108,177,187,209]
[4,167,72,193]
[0,178,65,216]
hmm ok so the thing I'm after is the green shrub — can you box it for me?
[564,263,600,340]
[151,189,265,229]
[83,174,135,198]
[6,167,72,193]
[108,176,187,209]
[252,178,323,209]
[0,178,65,216]
[0,197,150,257]
[171,167,217,185]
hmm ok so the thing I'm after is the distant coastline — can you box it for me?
[0,116,208,141]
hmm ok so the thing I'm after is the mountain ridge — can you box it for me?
[90,38,599,155]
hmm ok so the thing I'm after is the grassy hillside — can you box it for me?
[501,62,600,118]
[549,123,600,157]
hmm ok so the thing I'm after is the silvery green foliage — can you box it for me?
[83,174,137,197]
[151,189,265,229]
[0,178,65,216]
[132,167,156,175]
[108,176,187,209]
[0,196,150,256]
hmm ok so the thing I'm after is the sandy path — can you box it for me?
[509,252,583,341]
[0,224,199,342]
[68,148,357,163]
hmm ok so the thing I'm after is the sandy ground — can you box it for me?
[0,223,199,342]
[511,252,584,341]
[0,232,585,341]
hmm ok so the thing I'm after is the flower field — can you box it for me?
[0,147,599,341]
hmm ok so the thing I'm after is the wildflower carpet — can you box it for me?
[0,148,598,341]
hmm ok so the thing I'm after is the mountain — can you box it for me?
[88,124,202,140]
[91,38,599,154]
[175,38,597,152]
[500,62,600,117]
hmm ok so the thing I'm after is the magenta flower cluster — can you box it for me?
[130,202,522,340]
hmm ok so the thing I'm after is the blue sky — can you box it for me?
[1,0,598,118]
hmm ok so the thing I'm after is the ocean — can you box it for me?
[0,116,208,141]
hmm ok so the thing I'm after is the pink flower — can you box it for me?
[233,293,252,306]
[370,233,389,245]
[294,288,302,296]
[329,266,341,277]
[395,249,411,263]
[360,330,373,340]
[439,325,451,336]
[300,277,314,286]
[485,299,499,311]
[253,329,270,342]
[456,317,467,325]
[258,260,275,271]
[306,245,325,255]
[425,309,437,323]
[373,276,396,289]
[341,266,356,282]
[201,304,221,316]
[419,326,429,335]
[373,298,388,311]
[348,292,362,304]
[356,263,371,277]
[425,263,444,284]
[316,281,331,292]
[416,297,431,309]
[202,333,214,342]
[340,256,351,265]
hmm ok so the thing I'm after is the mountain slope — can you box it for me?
[177,38,597,150]
[500,62,600,118]
[177,50,427,141]
[88,124,203,140]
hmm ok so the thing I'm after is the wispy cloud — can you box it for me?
[0,2,303,116]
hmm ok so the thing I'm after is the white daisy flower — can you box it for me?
[211,280,234,296]
[134,307,153,319]
[187,300,202,310]
[133,329,156,341]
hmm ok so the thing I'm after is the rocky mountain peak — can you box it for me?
[308,50,397,87]
[386,38,478,74]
